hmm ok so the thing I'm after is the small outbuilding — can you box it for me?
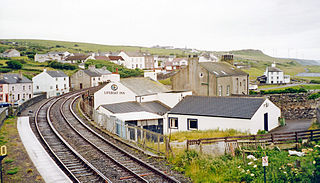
[166,96,281,134]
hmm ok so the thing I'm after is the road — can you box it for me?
[270,119,312,133]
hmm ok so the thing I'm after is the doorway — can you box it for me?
[264,113,268,131]
[80,83,83,89]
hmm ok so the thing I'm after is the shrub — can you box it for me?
[249,90,258,95]
[0,68,11,73]
[7,167,18,175]
[260,87,307,95]
[6,60,22,69]
[48,61,77,70]
[310,80,320,84]
[308,92,320,100]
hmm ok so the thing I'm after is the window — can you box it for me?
[64,78,66,81]
[36,85,39,89]
[29,85,31,90]
[56,78,58,81]
[187,119,198,130]
[140,64,142,68]
[226,85,230,96]
[56,84,58,89]
[132,64,134,68]
[0,85,2,92]
[277,76,279,79]
[218,86,222,96]
[12,86,14,91]
[98,77,100,81]
[23,93,25,99]
[136,64,138,68]
[93,78,95,81]
[169,117,178,129]
[23,86,25,90]
[0,94,2,101]
[243,79,246,89]
[50,86,53,89]
[29,94,31,98]
[64,84,66,89]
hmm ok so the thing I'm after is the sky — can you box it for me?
[1,0,320,60]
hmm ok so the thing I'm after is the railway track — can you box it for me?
[35,90,183,182]
[35,94,110,183]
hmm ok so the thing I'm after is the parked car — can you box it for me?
[0,102,12,108]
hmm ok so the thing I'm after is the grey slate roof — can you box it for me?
[46,70,68,77]
[267,67,282,72]
[120,77,169,96]
[83,70,101,77]
[1,74,32,84]
[100,101,170,115]
[199,62,248,77]
[169,96,265,119]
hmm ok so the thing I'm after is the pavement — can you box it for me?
[17,116,72,183]
[270,119,312,133]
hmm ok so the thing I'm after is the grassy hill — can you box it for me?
[1,39,319,82]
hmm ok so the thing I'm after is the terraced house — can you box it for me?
[0,73,33,103]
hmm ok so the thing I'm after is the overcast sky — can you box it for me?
[1,0,320,60]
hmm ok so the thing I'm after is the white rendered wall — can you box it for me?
[94,81,136,109]
[165,99,280,135]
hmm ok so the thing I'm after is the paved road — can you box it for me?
[270,119,312,133]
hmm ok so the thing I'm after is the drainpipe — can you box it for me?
[201,70,210,96]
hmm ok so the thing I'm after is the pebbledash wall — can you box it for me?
[261,93,320,120]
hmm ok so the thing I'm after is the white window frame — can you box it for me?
[169,117,178,129]
[187,118,198,130]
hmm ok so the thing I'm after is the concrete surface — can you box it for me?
[270,119,312,133]
[17,116,72,183]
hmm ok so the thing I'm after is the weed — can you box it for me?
[7,167,19,175]
[4,158,14,163]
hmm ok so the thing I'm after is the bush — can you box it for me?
[310,80,320,84]
[249,90,259,95]
[85,59,144,78]
[48,61,77,70]
[260,87,307,95]
[308,92,320,100]
[6,60,22,69]
[0,68,11,73]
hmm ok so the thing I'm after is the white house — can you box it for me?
[166,96,281,134]
[118,51,145,69]
[93,77,192,109]
[1,49,20,58]
[32,69,69,97]
[265,62,290,84]
[108,56,125,65]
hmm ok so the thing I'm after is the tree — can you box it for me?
[6,60,22,69]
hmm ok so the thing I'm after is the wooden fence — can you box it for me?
[187,129,320,153]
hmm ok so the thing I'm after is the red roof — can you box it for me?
[94,56,110,61]
[108,56,124,61]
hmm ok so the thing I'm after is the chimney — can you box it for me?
[44,68,47,72]
[0,73,3,80]
[113,68,119,74]
[88,65,95,71]
[19,71,23,79]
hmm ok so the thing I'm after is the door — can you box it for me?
[264,113,268,131]
[80,83,83,89]
[5,94,8,102]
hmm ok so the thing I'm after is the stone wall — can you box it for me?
[267,93,320,120]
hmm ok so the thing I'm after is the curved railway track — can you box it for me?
[35,90,182,183]
[35,94,110,183]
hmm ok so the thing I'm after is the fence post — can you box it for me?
[295,132,299,149]
[143,129,146,149]
[135,127,138,142]
[271,134,274,143]
[311,130,313,141]
[199,141,202,154]
[165,136,169,157]
[157,135,160,154]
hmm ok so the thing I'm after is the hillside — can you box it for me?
[1,39,319,82]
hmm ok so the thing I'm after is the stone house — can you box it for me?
[1,49,20,57]
[70,65,120,90]
[171,58,249,96]
[32,69,69,97]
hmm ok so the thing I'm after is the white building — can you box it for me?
[118,51,145,69]
[1,49,20,58]
[32,69,69,97]
[93,77,192,109]
[265,62,290,84]
[166,96,281,134]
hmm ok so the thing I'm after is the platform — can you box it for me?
[17,116,72,183]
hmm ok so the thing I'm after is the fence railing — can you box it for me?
[80,98,170,157]
[12,93,47,116]
[187,129,320,154]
